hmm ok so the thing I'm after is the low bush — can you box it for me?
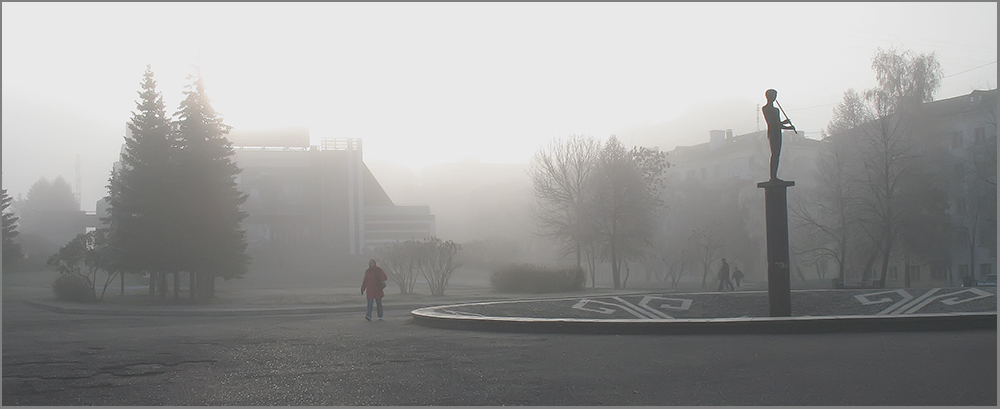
[52,274,96,302]
[490,264,586,293]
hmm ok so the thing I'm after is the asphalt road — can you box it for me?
[3,299,996,406]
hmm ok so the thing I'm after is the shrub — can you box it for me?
[490,264,586,293]
[52,274,96,302]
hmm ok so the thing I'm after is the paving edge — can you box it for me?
[21,300,433,317]
[410,308,998,335]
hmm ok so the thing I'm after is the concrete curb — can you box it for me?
[19,293,620,317]
[22,300,430,317]
[410,308,998,335]
[23,291,998,335]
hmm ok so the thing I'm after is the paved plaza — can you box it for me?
[3,271,997,405]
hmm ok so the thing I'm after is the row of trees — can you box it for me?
[529,47,995,291]
[529,135,668,289]
[375,237,462,296]
[2,187,22,267]
[14,176,80,213]
[47,65,250,301]
[795,47,996,286]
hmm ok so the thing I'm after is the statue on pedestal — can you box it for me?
[762,89,797,181]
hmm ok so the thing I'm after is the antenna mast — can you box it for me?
[756,104,760,132]
[75,154,82,207]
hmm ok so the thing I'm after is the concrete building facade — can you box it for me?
[228,128,435,276]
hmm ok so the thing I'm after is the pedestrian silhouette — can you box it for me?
[717,258,734,291]
[361,259,388,321]
[732,266,745,288]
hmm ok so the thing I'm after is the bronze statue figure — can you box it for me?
[762,89,796,181]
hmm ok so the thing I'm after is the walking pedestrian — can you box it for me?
[733,266,745,288]
[361,259,388,321]
[717,258,734,291]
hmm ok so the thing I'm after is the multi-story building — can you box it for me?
[913,89,997,285]
[822,89,997,287]
[97,127,435,281]
[663,129,823,283]
[228,128,435,277]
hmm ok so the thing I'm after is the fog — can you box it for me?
[2,3,997,292]
[3,3,996,212]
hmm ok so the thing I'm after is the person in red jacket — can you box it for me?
[361,259,388,321]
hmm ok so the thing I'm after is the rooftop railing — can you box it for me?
[321,138,362,151]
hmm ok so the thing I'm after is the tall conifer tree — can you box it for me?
[173,68,249,298]
[105,65,178,296]
[2,186,23,267]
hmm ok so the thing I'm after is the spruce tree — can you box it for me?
[2,186,23,267]
[104,65,178,296]
[173,68,249,298]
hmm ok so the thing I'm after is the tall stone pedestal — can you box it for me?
[757,179,794,317]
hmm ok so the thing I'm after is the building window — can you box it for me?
[958,264,969,279]
[974,127,986,144]
[951,131,964,148]
[906,265,920,282]
[980,264,993,277]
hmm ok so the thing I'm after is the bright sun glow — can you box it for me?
[2,2,997,209]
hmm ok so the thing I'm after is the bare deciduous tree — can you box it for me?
[587,136,663,289]
[529,135,602,285]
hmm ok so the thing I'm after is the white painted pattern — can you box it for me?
[854,289,913,315]
[571,296,695,320]
[571,299,615,315]
[612,296,665,319]
[902,288,994,314]
[855,288,995,315]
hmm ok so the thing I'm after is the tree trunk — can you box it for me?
[837,239,847,282]
[969,227,977,284]
[611,245,621,290]
[190,271,197,300]
[575,242,581,270]
[860,253,877,283]
[701,259,710,289]
[622,259,629,289]
[159,272,168,298]
[878,236,893,288]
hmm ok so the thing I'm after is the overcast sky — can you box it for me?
[2,2,996,210]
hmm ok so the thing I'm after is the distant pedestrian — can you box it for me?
[361,259,388,321]
[717,258,734,291]
[733,266,745,288]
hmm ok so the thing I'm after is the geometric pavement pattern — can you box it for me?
[421,288,996,320]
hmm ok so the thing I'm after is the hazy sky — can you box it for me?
[2,2,996,210]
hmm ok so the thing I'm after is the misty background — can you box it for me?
[2,3,997,288]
